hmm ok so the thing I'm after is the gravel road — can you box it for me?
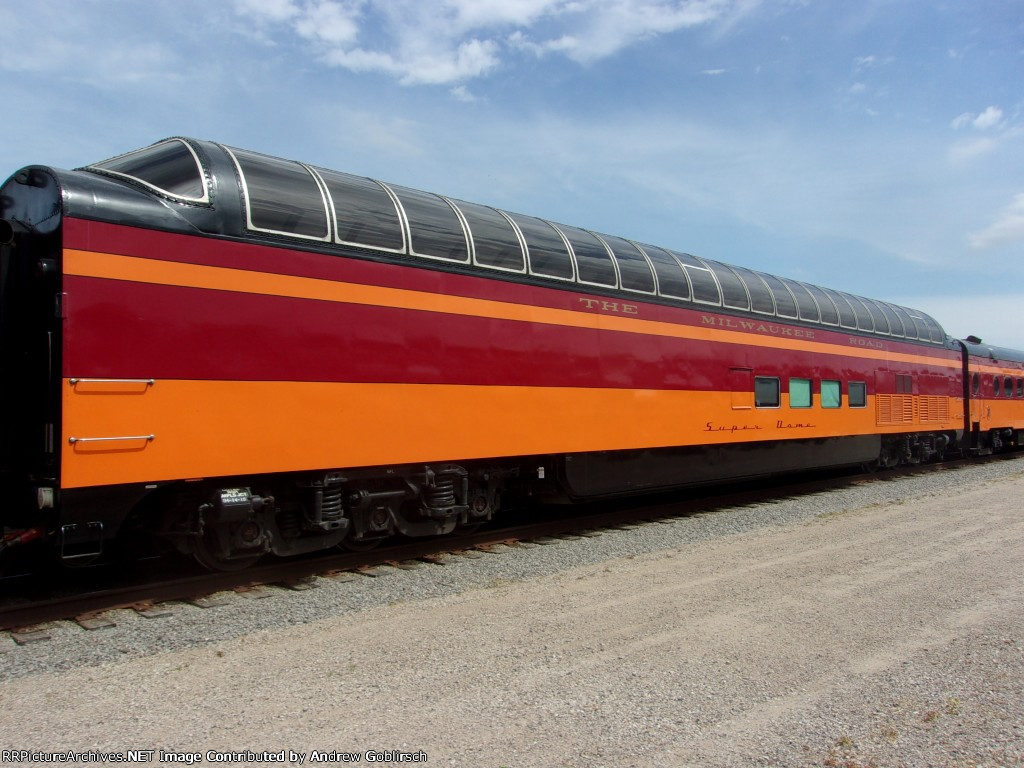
[1,458,1023,767]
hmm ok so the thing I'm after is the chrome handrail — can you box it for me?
[69,434,155,444]
[69,378,155,386]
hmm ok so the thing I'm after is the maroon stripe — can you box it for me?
[63,217,954,360]
[64,274,958,395]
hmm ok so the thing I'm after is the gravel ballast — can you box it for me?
[1,457,1023,767]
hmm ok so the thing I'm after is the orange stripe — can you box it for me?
[63,249,958,370]
[61,378,963,488]
[971,363,1024,375]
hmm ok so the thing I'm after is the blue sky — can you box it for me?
[2,0,1022,347]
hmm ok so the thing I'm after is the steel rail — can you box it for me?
[1,455,1013,634]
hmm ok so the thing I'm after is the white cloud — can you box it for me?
[951,112,972,130]
[702,68,728,75]
[444,0,561,29]
[326,37,500,84]
[969,193,1024,250]
[949,136,999,163]
[231,0,754,85]
[510,0,739,64]
[952,105,1004,131]
[853,54,892,71]
[449,84,479,102]
[294,1,361,45]
[948,106,1015,163]
[973,105,1004,130]
[234,0,302,22]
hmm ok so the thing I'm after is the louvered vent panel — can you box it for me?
[876,395,892,425]
[919,396,950,423]
[876,394,916,425]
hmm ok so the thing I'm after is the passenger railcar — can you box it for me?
[960,339,1024,453]
[1,138,1021,569]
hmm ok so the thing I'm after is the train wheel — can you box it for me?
[336,534,385,552]
[878,441,900,469]
[193,532,263,571]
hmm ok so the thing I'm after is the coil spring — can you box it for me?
[320,485,344,521]
[425,476,457,509]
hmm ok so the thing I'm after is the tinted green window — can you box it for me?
[821,380,841,408]
[789,378,812,408]
[849,381,867,407]
[755,377,780,408]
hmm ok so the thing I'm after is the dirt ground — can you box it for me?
[2,465,1023,767]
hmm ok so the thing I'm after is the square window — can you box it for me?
[755,377,780,408]
[789,378,812,408]
[849,381,867,408]
[821,380,841,408]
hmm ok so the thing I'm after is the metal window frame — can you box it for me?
[503,213,576,283]
[311,167,408,255]
[594,232,657,296]
[444,200,528,274]
[633,243,693,301]
[380,181,470,264]
[89,138,211,204]
[820,379,842,409]
[848,381,868,408]
[756,272,799,320]
[549,222,619,290]
[788,377,813,408]
[225,146,332,242]
[754,376,781,409]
